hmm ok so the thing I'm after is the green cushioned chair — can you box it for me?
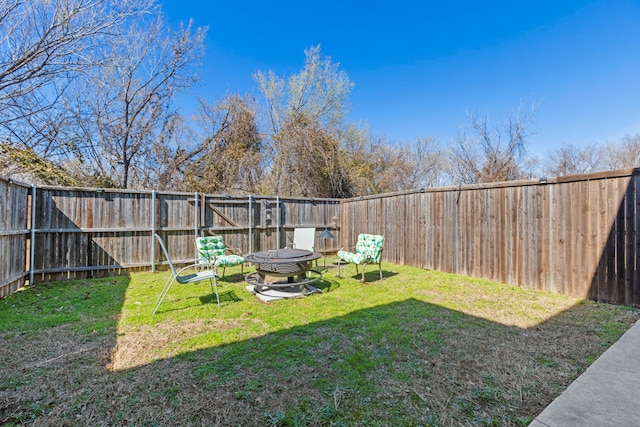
[196,236,245,278]
[337,233,385,282]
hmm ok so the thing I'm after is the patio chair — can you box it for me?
[153,233,220,315]
[291,227,318,266]
[292,227,316,252]
[337,233,385,282]
[195,235,245,278]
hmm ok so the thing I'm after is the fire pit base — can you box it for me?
[245,283,321,302]
[244,249,323,301]
[244,269,322,301]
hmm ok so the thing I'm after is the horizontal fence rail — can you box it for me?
[1,168,638,307]
[340,168,640,307]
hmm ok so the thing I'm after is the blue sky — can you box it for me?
[160,0,640,157]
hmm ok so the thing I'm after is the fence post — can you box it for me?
[276,195,280,249]
[194,192,199,260]
[29,184,37,285]
[151,190,156,272]
[248,195,253,254]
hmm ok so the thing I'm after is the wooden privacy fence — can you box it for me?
[4,182,339,284]
[2,168,639,307]
[341,168,640,307]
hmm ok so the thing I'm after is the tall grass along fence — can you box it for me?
[341,168,640,307]
[0,180,339,286]
[2,168,639,307]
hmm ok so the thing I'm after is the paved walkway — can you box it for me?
[529,319,640,427]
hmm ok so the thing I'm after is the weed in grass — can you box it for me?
[162,385,181,401]
[263,410,287,426]
[0,375,33,391]
[422,413,441,426]
[539,357,559,368]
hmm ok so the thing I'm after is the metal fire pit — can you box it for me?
[245,248,322,299]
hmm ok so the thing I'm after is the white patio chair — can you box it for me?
[292,227,316,252]
[153,233,220,315]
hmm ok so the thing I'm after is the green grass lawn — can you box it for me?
[1,260,638,426]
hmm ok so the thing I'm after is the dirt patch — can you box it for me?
[109,318,252,370]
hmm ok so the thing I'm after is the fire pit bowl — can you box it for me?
[244,248,322,298]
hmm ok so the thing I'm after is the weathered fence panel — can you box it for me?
[340,169,640,307]
[0,178,29,297]
[21,185,340,286]
[31,188,156,282]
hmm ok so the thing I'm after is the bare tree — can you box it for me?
[601,133,640,170]
[254,45,353,135]
[448,104,536,184]
[69,13,206,188]
[543,142,603,177]
[262,111,349,197]
[254,45,356,196]
[372,137,445,192]
[0,0,152,150]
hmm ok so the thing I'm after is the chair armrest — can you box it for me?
[176,259,214,274]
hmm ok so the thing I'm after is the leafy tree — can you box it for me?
[0,143,75,185]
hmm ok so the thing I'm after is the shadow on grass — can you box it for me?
[2,271,637,426]
[199,290,242,305]
[335,267,398,283]
[218,273,248,284]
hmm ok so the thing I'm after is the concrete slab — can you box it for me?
[245,284,321,302]
[529,319,640,427]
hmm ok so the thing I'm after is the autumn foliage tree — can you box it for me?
[184,95,263,194]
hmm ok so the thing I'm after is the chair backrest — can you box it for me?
[154,233,179,277]
[355,233,385,263]
[196,236,227,264]
[292,228,316,251]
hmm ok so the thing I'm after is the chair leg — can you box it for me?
[153,274,177,315]
[379,262,383,280]
[209,277,220,307]
[361,265,366,282]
